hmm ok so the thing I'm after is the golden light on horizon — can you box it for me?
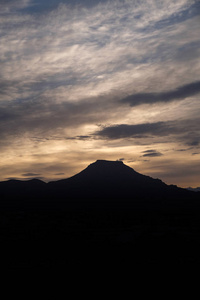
[0,0,199,188]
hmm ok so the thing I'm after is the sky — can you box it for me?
[0,0,200,187]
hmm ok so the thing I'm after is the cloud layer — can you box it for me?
[0,0,199,187]
[95,118,200,145]
[121,81,200,106]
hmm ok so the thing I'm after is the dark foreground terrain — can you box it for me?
[0,160,200,268]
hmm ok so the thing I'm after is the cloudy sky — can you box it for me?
[0,0,200,187]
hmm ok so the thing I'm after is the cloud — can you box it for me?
[120,81,200,107]
[187,140,199,146]
[67,135,93,141]
[0,0,199,187]
[0,0,31,14]
[94,118,200,146]
[22,173,41,177]
[54,173,65,176]
[118,158,125,161]
[0,94,119,148]
[6,176,44,181]
[141,150,163,157]
[176,148,192,152]
[95,122,174,139]
[0,0,199,104]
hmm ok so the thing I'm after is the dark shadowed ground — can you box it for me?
[0,160,200,268]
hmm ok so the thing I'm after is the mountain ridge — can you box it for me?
[0,160,197,205]
[0,160,200,267]
[48,159,164,184]
[0,159,197,212]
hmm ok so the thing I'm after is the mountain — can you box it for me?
[187,187,200,192]
[0,160,200,267]
[47,160,196,205]
[49,159,160,186]
[0,160,197,207]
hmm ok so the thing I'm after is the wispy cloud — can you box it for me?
[1,0,199,102]
[0,0,31,14]
[0,0,199,186]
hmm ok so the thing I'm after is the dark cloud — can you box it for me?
[66,135,92,141]
[22,173,41,177]
[187,140,200,146]
[94,119,200,147]
[5,176,44,181]
[127,159,136,163]
[0,95,113,145]
[1,91,199,151]
[176,148,192,152]
[142,150,163,157]
[54,173,65,175]
[143,150,157,153]
[95,122,174,139]
[120,81,200,107]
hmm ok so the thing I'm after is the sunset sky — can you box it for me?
[0,0,200,187]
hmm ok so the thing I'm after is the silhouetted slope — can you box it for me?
[48,159,165,189]
[187,187,200,192]
[0,160,200,267]
[0,178,45,189]
[48,160,194,204]
[0,179,46,206]
[0,160,198,206]
[53,160,153,185]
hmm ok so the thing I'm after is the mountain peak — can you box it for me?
[70,159,139,183]
[92,159,124,165]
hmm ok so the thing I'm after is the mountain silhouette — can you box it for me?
[49,159,160,186]
[0,160,198,207]
[0,160,200,267]
[187,186,200,192]
[47,160,197,207]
